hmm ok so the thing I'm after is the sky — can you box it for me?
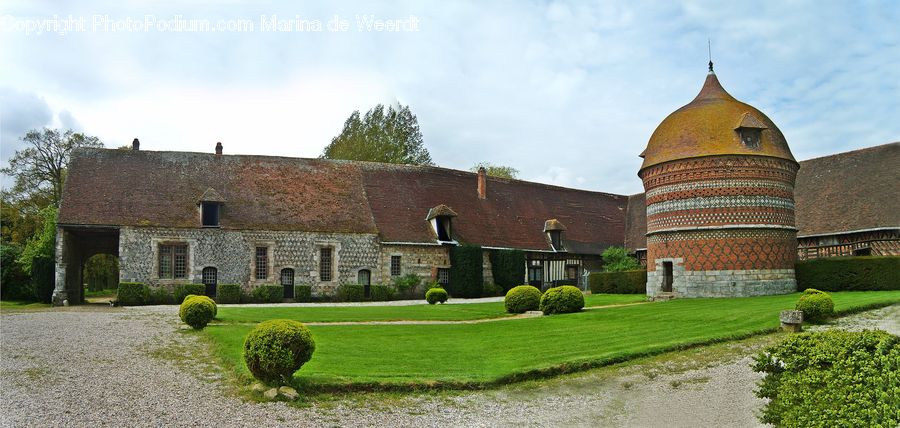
[1,1,898,195]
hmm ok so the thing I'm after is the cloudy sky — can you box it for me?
[2,1,898,194]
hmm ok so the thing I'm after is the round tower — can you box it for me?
[639,65,799,298]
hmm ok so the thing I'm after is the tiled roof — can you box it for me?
[624,193,647,250]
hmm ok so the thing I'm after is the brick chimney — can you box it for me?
[477,167,487,199]
[132,138,140,151]
[215,142,223,156]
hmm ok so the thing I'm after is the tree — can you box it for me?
[1,128,103,207]
[17,205,57,275]
[322,104,434,166]
[601,246,643,272]
[470,162,519,179]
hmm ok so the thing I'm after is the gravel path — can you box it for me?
[2,304,896,427]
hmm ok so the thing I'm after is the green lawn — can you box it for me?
[202,291,900,391]
[0,300,51,310]
[215,293,644,324]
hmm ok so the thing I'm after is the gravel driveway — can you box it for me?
[2,304,896,427]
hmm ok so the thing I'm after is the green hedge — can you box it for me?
[31,256,56,303]
[250,285,283,303]
[294,285,312,302]
[337,284,364,302]
[540,285,585,315]
[795,256,900,291]
[489,249,525,292]
[118,282,148,306]
[174,283,205,303]
[148,287,174,305]
[370,285,394,301]
[588,270,647,294]
[450,244,483,298]
[217,284,241,304]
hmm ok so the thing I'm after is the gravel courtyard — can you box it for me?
[2,304,897,427]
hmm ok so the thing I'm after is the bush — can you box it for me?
[795,292,834,323]
[795,256,900,291]
[148,287,174,305]
[31,256,55,303]
[425,287,448,304]
[117,282,149,306]
[251,285,283,303]
[370,284,394,301]
[243,319,316,384]
[393,274,421,298]
[482,282,503,297]
[588,270,647,294]
[601,246,642,272]
[294,285,312,303]
[489,249,525,292]
[174,283,205,303]
[216,284,241,304]
[336,284,364,302]
[753,330,900,427]
[0,243,31,300]
[179,295,216,329]
[540,285,585,315]
[802,288,824,295]
[504,285,542,313]
[449,244,483,298]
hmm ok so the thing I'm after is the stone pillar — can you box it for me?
[51,227,68,306]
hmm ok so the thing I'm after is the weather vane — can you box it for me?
[708,38,714,72]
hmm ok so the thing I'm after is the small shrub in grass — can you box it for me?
[802,288,824,295]
[753,329,900,427]
[540,285,585,315]
[504,285,541,313]
[174,283,205,303]
[243,319,316,384]
[370,285,394,301]
[148,287,174,305]
[337,284,364,302]
[117,282,148,306]
[795,291,834,323]
[179,296,216,329]
[425,287,448,304]
[294,285,312,303]
[216,284,241,304]
[251,285,283,303]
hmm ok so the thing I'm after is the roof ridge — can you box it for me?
[798,142,899,163]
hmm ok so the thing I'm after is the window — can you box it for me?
[739,128,761,149]
[565,265,578,280]
[280,268,294,286]
[390,255,401,276]
[159,244,188,279]
[357,269,371,286]
[528,266,543,285]
[255,247,268,280]
[320,248,333,281]
[549,231,563,250]
[201,202,220,227]
[202,267,217,297]
[437,268,450,285]
[436,217,451,241]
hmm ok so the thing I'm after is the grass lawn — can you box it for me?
[0,300,51,310]
[214,293,645,324]
[84,288,118,298]
[202,291,900,391]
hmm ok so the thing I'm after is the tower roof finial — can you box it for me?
[708,38,714,73]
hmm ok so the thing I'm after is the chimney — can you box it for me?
[477,167,487,199]
[215,142,223,156]
[132,138,140,151]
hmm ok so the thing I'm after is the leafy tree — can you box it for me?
[470,162,519,179]
[601,246,642,272]
[322,104,434,166]
[0,190,46,246]
[1,128,103,207]
[17,205,57,275]
[84,254,119,292]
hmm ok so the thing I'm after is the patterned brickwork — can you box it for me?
[647,228,797,271]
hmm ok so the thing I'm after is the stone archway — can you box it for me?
[53,226,120,305]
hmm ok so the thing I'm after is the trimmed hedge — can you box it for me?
[243,319,316,384]
[179,295,216,329]
[294,285,312,303]
[337,284,364,302]
[449,244,483,298]
[174,283,205,304]
[540,285,585,315]
[588,270,647,294]
[489,249,525,292]
[504,285,541,313]
[425,287,449,304]
[370,285,394,301]
[482,282,504,297]
[217,284,241,304]
[753,330,900,427]
[795,256,899,291]
[148,287,174,305]
[251,285,283,303]
[795,291,834,323]
[118,282,149,306]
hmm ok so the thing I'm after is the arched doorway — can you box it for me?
[281,268,295,299]
[358,269,371,298]
[202,267,218,297]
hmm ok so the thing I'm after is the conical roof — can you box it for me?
[639,71,796,172]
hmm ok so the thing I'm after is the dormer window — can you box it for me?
[543,219,567,252]
[426,204,458,244]
[198,187,226,228]
[735,112,767,150]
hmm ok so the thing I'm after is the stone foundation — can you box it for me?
[647,263,796,298]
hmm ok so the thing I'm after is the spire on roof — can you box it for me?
[708,38,714,74]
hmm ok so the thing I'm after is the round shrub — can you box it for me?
[802,288,825,295]
[179,296,216,329]
[540,285,585,315]
[243,319,316,384]
[425,287,448,305]
[795,291,834,323]
[504,285,542,313]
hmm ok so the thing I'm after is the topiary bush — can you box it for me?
[243,319,316,384]
[588,270,647,294]
[370,284,394,301]
[117,282,149,306]
[174,283,205,303]
[179,295,216,329]
[147,287,174,305]
[216,284,241,304]
[504,285,542,313]
[336,284,364,302]
[251,285,283,303]
[795,291,834,323]
[294,285,312,302]
[802,288,824,295]
[489,249,525,292]
[753,329,900,427]
[449,244,483,298]
[540,285,585,315]
[425,287,449,304]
